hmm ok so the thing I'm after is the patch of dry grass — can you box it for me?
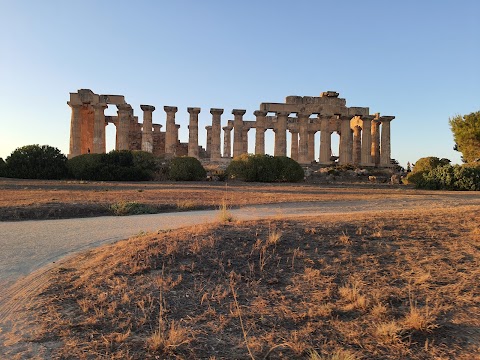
[0,178,448,220]
[22,206,480,359]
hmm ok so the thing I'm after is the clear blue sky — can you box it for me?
[1,0,479,167]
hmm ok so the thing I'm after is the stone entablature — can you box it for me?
[68,89,395,167]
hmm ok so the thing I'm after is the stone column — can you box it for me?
[164,106,178,156]
[308,130,315,162]
[242,128,249,154]
[68,102,82,158]
[92,103,107,154]
[352,125,362,165]
[223,126,232,157]
[254,110,267,155]
[274,112,288,157]
[297,112,309,164]
[210,108,223,160]
[175,124,180,150]
[380,117,394,166]
[116,104,132,151]
[187,107,200,158]
[339,116,352,164]
[319,116,332,164]
[205,125,212,158]
[290,130,299,161]
[371,120,381,166]
[232,109,246,157]
[140,105,155,153]
[360,116,373,166]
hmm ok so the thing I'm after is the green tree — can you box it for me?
[449,111,480,163]
[405,156,450,185]
[5,144,68,179]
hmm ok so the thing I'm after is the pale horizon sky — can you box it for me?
[1,0,479,167]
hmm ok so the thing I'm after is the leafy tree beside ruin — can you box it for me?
[405,156,450,185]
[4,145,68,179]
[449,111,480,163]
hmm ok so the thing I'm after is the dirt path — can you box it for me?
[1,194,480,358]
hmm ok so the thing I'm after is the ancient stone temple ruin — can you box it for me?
[68,89,395,167]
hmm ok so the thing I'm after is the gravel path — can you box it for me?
[2,194,479,288]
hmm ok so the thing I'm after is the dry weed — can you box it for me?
[402,300,438,332]
[267,227,282,246]
[218,198,235,222]
[147,320,190,352]
[374,321,402,344]
[338,231,351,245]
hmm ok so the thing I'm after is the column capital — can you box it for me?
[276,111,290,117]
[92,103,108,110]
[187,107,201,114]
[232,109,246,116]
[140,105,156,112]
[117,104,132,112]
[360,115,375,121]
[164,106,178,113]
[205,125,212,130]
[253,110,267,117]
[289,128,299,134]
[210,108,224,115]
[67,101,82,109]
[223,126,233,131]
[175,124,180,129]
[379,116,395,122]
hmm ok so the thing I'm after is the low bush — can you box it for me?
[273,156,305,182]
[67,150,158,181]
[67,153,103,180]
[4,145,68,179]
[168,157,206,181]
[226,154,304,182]
[416,164,480,191]
[405,156,451,185]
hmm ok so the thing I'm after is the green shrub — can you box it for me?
[67,153,103,180]
[168,156,206,181]
[67,150,157,181]
[273,156,305,182]
[405,156,451,185]
[226,154,304,182]
[4,144,68,179]
[415,164,480,191]
[412,157,450,173]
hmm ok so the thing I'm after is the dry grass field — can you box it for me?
[11,206,479,359]
[0,177,468,221]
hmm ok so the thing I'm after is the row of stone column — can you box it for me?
[69,102,392,167]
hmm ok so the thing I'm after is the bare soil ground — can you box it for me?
[0,177,464,221]
[2,206,479,359]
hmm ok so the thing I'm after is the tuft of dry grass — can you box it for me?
[218,197,235,223]
[338,231,351,245]
[402,299,439,332]
[374,321,402,344]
